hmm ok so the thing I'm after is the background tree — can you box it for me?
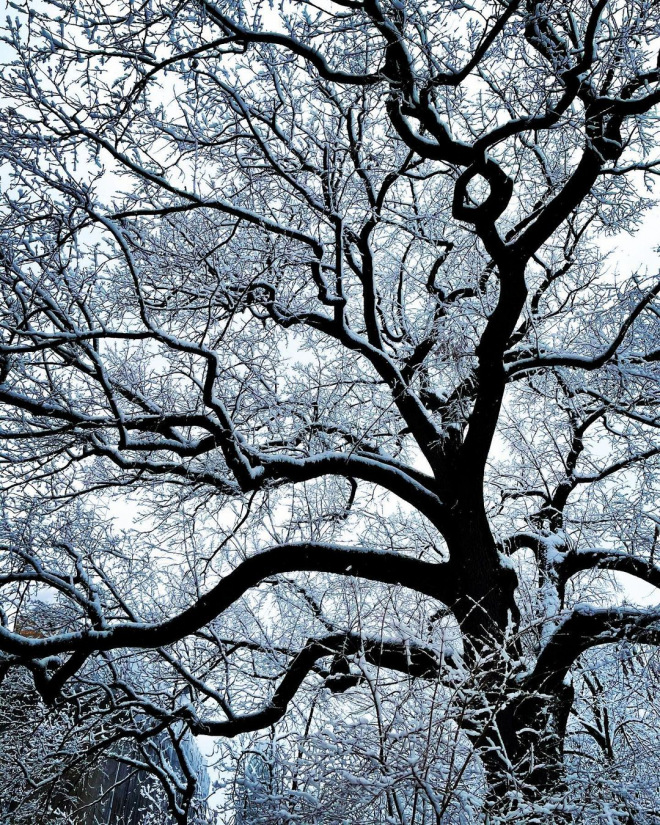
[0,504,211,825]
[0,0,659,820]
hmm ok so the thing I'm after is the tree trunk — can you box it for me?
[441,507,575,821]
[442,503,519,644]
[475,679,575,822]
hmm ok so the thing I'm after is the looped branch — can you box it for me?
[452,160,514,226]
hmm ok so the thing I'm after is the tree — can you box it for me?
[0,504,212,824]
[0,0,659,820]
[0,663,211,825]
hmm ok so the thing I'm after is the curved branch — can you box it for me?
[190,630,452,737]
[428,1,522,89]
[260,452,444,525]
[506,276,660,377]
[0,542,452,659]
[529,605,660,692]
[199,0,380,86]
[556,549,660,593]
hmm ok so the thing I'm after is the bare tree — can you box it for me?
[0,0,659,820]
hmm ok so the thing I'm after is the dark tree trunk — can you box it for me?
[442,502,519,644]
[441,505,576,820]
[480,680,575,818]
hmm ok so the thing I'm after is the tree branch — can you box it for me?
[0,542,452,659]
